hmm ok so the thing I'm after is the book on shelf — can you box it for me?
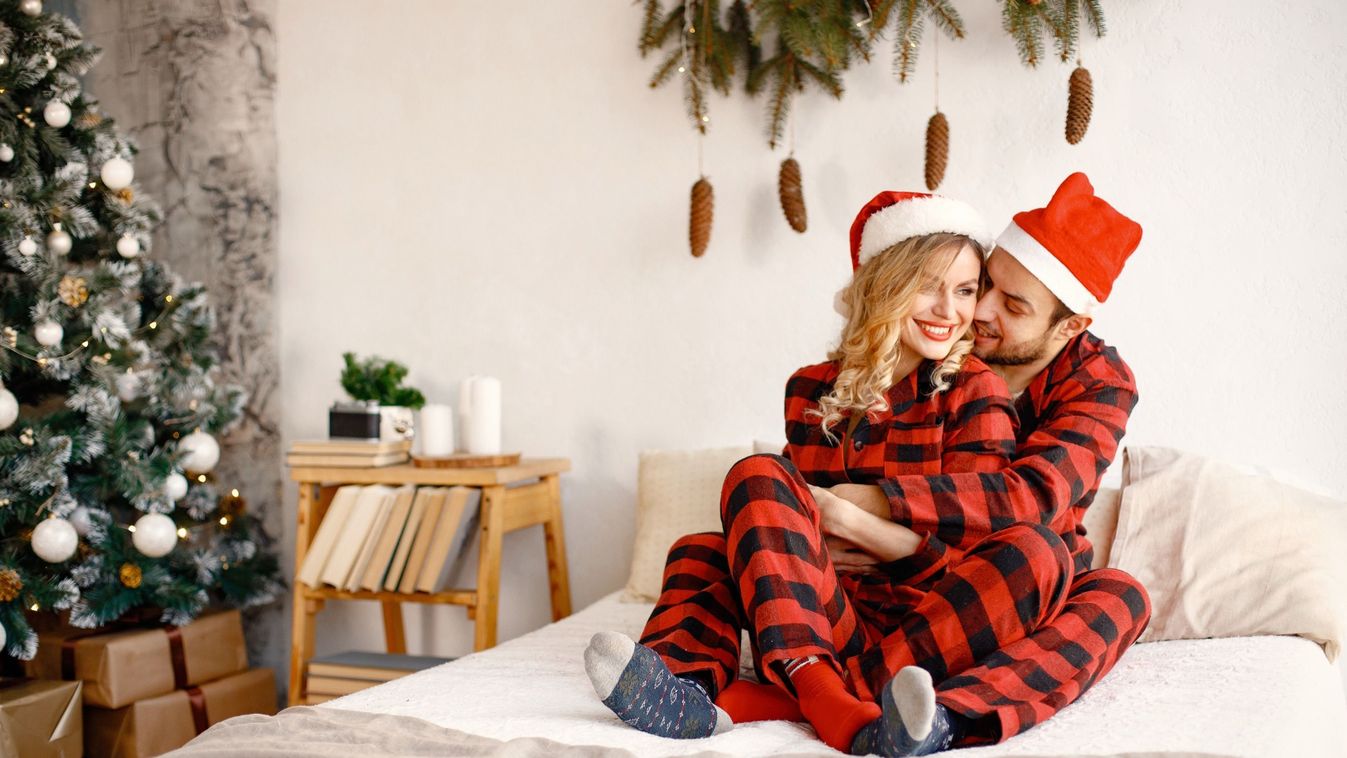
[382,488,435,591]
[345,486,412,591]
[289,439,412,455]
[415,486,481,593]
[320,485,394,588]
[285,451,409,468]
[397,488,449,594]
[307,651,454,682]
[357,486,418,591]
[305,676,378,696]
[296,485,362,588]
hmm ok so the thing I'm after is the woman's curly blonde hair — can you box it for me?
[810,232,983,439]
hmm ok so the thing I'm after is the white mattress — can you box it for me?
[328,592,1347,757]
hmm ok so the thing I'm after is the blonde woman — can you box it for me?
[586,192,1073,757]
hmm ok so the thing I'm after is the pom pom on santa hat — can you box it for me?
[849,191,994,272]
[996,172,1143,315]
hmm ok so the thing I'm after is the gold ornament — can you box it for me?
[116,187,134,203]
[19,428,34,446]
[0,568,23,602]
[2,326,16,348]
[75,111,103,129]
[119,562,142,589]
[218,489,247,520]
[925,111,949,191]
[1066,66,1094,145]
[689,177,714,258]
[58,275,89,308]
[778,157,807,233]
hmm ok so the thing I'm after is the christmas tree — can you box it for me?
[0,1,280,659]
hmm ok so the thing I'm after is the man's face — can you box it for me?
[972,249,1062,366]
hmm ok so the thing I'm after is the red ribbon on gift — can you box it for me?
[186,685,209,734]
[165,624,189,690]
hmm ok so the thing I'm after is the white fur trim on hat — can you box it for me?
[857,195,994,268]
[996,222,1100,315]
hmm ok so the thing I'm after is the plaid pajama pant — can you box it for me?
[640,453,1150,744]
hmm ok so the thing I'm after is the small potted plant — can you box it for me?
[331,352,426,441]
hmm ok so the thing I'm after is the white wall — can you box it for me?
[276,1,1347,674]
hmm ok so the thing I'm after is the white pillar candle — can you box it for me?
[458,375,479,453]
[466,376,502,455]
[418,403,454,457]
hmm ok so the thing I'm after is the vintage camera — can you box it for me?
[328,400,414,441]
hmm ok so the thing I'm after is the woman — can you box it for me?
[586,192,1061,756]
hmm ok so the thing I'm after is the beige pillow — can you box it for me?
[1081,486,1120,570]
[622,446,753,603]
[1110,446,1347,660]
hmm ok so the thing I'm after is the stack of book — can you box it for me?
[297,485,482,594]
[286,438,412,468]
[305,651,454,703]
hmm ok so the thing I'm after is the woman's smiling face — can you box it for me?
[899,241,982,361]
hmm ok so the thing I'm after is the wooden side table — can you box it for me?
[286,458,572,706]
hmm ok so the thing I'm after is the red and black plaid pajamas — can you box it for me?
[872,332,1152,743]
[641,356,1053,696]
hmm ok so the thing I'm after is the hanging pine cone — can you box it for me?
[0,568,22,602]
[925,111,949,191]
[778,157,807,233]
[1066,66,1093,145]
[689,177,714,258]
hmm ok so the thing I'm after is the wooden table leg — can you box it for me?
[288,482,318,706]
[542,474,572,620]
[381,601,407,654]
[474,485,507,651]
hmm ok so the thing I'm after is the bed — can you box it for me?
[171,446,1347,757]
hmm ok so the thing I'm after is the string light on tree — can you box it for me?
[44,52,56,71]
[32,518,78,563]
[131,513,177,558]
[46,223,71,255]
[100,157,134,191]
[42,100,70,128]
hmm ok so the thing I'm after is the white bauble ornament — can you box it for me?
[17,236,37,256]
[44,53,56,71]
[132,513,177,558]
[100,157,134,191]
[0,386,17,430]
[117,234,140,259]
[115,371,138,402]
[0,618,6,649]
[34,319,62,347]
[69,505,94,536]
[43,100,71,128]
[164,472,189,502]
[19,0,41,17]
[46,223,71,255]
[179,429,220,473]
[0,52,9,67]
[0,144,12,162]
[32,517,78,563]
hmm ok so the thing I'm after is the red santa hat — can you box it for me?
[995,172,1142,315]
[849,190,994,272]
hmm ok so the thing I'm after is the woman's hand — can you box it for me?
[809,484,859,540]
[826,536,881,574]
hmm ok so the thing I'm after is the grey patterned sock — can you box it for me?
[584,631,731,739]
[850,666,956,756]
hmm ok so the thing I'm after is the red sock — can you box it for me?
[715,679,804,723]
[788,659,881,752]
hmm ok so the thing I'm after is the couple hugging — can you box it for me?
[585,172,1151,757]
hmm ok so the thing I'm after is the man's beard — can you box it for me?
[976,330,1054,367]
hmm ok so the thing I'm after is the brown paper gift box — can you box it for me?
[0,678,83,758]
[25,609,248,708]
[84,667,276,758]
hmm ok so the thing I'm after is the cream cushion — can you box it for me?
[1109,446,1347,660]
[621,446,752,602]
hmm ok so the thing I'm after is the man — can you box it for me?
[826,172,1152,755]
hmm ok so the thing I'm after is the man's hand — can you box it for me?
[826,536,880,574]
[828,483,890,519]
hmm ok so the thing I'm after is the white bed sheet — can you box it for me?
[328,592,1347,757]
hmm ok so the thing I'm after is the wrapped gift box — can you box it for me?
[25,609,248,708]
[84,667,275,758]
[0,678,83,758]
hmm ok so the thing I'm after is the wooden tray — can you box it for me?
[411,452,522,469]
